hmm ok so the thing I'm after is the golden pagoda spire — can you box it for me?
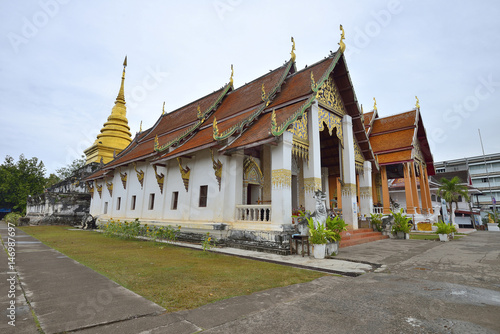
[84,56,132,165]
[116,56,127,104]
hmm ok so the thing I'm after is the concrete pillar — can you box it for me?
[303,103,322,212]
[271,131,293,225]
[423,167,434,214]
[223,151,244,222]
[322,167,330,209]
[418,163,429,214]
[410,162,421,214]
[336,177,342,209]
[341,115,358,229]
[359,161,373,218]
[381,166,391,214]
[372,173,378,205]
[403,162,416,214]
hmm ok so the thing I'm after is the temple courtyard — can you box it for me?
[1,222,499,334]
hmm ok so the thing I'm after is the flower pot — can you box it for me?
[313,244,326,259]
[396,231,406,239]
[487,223,500,232]
[325,242,339,257]
[438,233,449,242]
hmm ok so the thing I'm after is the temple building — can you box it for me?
[84,57,133,165]
[85,30,437,250]
[364,105,438,221]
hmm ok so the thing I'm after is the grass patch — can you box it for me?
[410,233,464,241]
[20,225,327,312]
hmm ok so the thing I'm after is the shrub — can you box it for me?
[434,221,453,235]
[307,219,329,244]
[4,212,22,226]
[201,232,215,251]
[100,218,180,242]
[325,215,348,242]
[370,213,383,232]
[390,209,412,234]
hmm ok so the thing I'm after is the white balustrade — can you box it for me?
[372,207,384,214]
[235,205,272,222]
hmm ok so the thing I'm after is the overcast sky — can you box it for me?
[1,0,499,174]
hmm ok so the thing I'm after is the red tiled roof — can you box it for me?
[370,128,415,153]
[377,150,413,165]
[142,87,227,142]
[371,110,416,135]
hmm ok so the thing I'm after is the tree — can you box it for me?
[56,156,86,180]
[45,173,61,188]
[438,176,469,224]
[0,155,47,214]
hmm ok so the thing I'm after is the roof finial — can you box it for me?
[361,104,364,114]
[229,64,234,86]
[139,120,142,132]
[339,25,346,53]
[213,117,220,139]
[162,101,165,115]
[197,105,203,120]
[415,96,420,109]
[116,56,127,104]
[291,37,296,62]
[373,97,377,111]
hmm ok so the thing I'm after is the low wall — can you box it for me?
[25,192,91,225]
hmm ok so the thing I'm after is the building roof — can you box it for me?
[84,45,434,182]
[369,109,435,176]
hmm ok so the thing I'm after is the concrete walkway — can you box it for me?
[1,223,500,333]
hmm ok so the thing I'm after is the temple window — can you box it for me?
[131,196,136,210]
[171,191,179,210]
[199,185,208,207]
[148,193,155,210]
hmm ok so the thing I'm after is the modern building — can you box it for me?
[435,153,500,215]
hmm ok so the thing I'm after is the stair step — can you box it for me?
[340,234,389,248]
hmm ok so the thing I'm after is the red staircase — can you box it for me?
[339,228,388,248]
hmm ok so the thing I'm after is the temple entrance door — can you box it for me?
[319,126,341,210]
[247,184,261,204]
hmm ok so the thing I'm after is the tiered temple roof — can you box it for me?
[368,108,435,175]
[87,46,377,181]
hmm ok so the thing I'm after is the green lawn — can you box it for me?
[20,225,327,312]
[410,232,464,241]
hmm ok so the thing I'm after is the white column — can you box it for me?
[223,151,244,222]
[359,160,373,218]
[341,115,358,229]
[322,167,330,209]
[303,102,322,212]
[271,131,293,225]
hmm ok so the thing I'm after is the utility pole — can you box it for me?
[478,129,496,215]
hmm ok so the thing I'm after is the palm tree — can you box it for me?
[438,176,469,224]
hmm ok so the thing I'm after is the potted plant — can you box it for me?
[370,213,383,232]
[434,220,452,241]
[325,215,347,256]
[307,219,328,259]
[486,212,500,232]
[390,209,412,239]
[292,209,312,235]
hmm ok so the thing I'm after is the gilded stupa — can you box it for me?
[84,57,132,164]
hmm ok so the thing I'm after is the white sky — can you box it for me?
[1,0,499,174]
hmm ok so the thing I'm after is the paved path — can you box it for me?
[1,223,500,333]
